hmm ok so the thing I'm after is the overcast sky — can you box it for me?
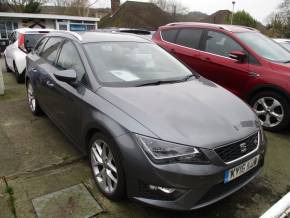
[96,0,282,24]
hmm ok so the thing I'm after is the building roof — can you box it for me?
[0,12,99,22]
[99,1,173,30]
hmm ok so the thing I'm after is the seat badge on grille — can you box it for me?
[240,143,247,153]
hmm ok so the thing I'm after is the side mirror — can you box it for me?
[229,50,246,63]
[54,69,77,83]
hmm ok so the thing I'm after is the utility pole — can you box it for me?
[173,5,177,22]
[231,1,236,25]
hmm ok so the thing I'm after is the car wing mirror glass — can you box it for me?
[229,50,246,63]
[53,69,77,83]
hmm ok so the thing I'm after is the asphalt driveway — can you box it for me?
[0,58,289,218]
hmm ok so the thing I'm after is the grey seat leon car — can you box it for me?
[25,31,266,211]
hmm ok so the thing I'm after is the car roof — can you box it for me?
[16,28,55,34]
[46,31,153,43]
[161,22,258,33]
[97,28,152,35]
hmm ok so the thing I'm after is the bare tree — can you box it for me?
[0,0,9,11]
[150,0,188,15]
[266,0,290,37]
[6,0,45,12]
[52,0,99,16]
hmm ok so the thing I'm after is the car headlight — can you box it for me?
[135,135,209,164]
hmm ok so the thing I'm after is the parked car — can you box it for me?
[273,38,290,52]
[153,23,290,132]
[4,28,53,83]
[26,31,266,210]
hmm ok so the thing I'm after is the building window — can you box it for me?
[59,24,68,30]
[0,21,18,39]
[70,24,86,31]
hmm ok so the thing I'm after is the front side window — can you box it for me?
[176,28,203,49]
[56,40,85,81]
[205,31,243,57]
[236,32,290,63]
[84,42,193,87]
[40,37,63,63]
[8,32,16,44]
[161,29,178,43]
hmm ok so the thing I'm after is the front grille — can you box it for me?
[214,132,259,163]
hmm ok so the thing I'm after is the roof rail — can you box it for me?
[166,22,233,31]
[166,22,196,26]
[217,25,232,32]
[242,26,259,32]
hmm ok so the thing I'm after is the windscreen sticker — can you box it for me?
[110,70,140,81]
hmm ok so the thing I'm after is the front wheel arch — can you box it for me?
[246,85,290,103]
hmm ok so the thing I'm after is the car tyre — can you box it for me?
[14,62,24,83]
[89,132,126,201]
[26,80,43,116]
[4,56,12,72]
[250,91,290,132]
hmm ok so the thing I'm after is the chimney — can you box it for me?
[111,0,120,15]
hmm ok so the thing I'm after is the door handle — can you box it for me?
[46,81,54,87]
[31,68,37,73]
[248,72,260,77]
[202,57,211,61]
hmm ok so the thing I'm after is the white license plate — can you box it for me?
[224,155,259,183]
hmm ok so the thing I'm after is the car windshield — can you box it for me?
[84,42,193,87]
[236,32,290,63]
[280,42,290,52]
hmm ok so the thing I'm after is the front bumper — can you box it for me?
[116,133,266,211]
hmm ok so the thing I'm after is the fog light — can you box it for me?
[149,185,176,194]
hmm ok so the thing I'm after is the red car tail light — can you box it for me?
[18,33,27,53]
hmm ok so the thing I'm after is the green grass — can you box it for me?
[3,177,17,218]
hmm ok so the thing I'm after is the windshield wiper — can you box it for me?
[182,74,196,81]
[137,74,197,87]
[137,79,181,87]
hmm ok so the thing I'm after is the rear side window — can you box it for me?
[56,40,85,81]
[40,37,63,64]
[204,31,243,57]
[176,28,203,49]
[34,37,48,54]
[161,29,178,43]
[24,34,45,51]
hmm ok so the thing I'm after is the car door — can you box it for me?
[51,39,88,143]
[199,30,250,97]
[35,37,64,117]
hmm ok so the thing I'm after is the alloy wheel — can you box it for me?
[27,83,36,112]
[90,139,118,194]
[253,97,284,128]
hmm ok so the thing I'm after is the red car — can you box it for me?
[153,23,290,132]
